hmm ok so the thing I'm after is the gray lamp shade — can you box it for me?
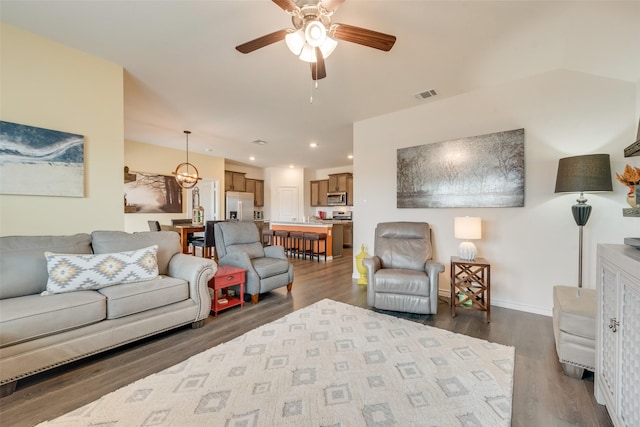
[554,154,613,193]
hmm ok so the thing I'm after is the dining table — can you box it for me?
[174,224,204,254]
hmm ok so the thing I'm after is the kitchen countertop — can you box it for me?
[269,221,334,227]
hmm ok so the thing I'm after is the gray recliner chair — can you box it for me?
[363,222,444,314]
[214,221,293,304]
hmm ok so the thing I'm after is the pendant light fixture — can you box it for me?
[173,130,201,189]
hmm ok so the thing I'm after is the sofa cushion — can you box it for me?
[42,245,159,295]
[97,276,189,319]
[553,285,596,340]
[375,222,431,271]
[214,222,265,259]
[91,231,181,276]
[0,291,106,348]
[0,234,92,299]
[373,269,430,296]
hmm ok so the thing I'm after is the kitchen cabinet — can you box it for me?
[245,178,264,207]
[343,222,353,247]
[595,244,640,427]
[346,175,353,206]
[332,224,344,257]
[224,170,246,192]
[310,179,329,206]
[328,173,351,192]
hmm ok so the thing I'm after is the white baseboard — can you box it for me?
[439,289,551,317]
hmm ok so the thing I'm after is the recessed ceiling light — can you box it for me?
[309,142,317,148]
[348,154,353,159]
[249,156,256,161]
[252,139,268,145]
[289,164,294,168]
[205,148,213,152]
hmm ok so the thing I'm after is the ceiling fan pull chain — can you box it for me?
[310,80,314,104]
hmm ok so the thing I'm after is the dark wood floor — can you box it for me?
[1,248,612,426]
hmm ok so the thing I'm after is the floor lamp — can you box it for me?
[554,154,613,288]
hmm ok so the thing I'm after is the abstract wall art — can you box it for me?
[0,121,85,197]
[397,128,525,208]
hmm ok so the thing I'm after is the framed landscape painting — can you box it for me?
[397,129,525,208]
[124,170,183,213]
[0,121,84,197]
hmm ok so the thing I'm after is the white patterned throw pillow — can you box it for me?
[42,245,159,295]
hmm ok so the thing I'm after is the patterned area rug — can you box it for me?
[38,299,514,426]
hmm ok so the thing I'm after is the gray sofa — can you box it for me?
[363,222,444,314]
[0,230,217,397]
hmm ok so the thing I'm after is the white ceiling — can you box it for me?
[2,1,639,170]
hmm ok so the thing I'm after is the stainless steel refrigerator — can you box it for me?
[225,191,254,221]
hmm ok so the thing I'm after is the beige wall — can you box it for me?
[124,140,225,233]
[0,23,124,236]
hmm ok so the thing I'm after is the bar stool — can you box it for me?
[288,231,304,258]
[273,230,289,254]
[262,229,274,247]
[303,232,327,262]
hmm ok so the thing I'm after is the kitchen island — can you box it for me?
[269,221,339,259]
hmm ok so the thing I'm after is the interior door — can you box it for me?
[276,186,298,221]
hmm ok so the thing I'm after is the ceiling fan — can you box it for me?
[235,0,396,81]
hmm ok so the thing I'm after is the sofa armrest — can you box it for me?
[362,256,381,307]
[425,260,445,313]
[264,245,287,259]
[167,253,217,322]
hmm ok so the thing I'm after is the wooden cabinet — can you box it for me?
[245,178,264,207]
[343,222,353,247]
[224,170,246,192]
[346,175,353,206]
[255,179,264,207]
[328,173,351,192]
[310,179,329,206]
[595,244,640,427]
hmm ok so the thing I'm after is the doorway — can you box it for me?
[276,186,298,221]
[187,179,220,221]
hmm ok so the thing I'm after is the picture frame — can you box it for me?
[397,129,525,208]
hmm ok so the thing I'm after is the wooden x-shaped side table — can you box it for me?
[450,256,491,322]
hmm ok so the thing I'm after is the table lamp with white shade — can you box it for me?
[455,216,482,260]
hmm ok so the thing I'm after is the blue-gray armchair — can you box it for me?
[214,221,293,304]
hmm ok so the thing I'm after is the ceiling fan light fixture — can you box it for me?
[305,20,326,47]
[299,43,317,62]
[285,29,305,55]
[320,36,337,58]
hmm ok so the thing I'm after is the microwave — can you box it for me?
[327,192,347,206]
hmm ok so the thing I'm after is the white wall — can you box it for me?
[265,167,305,221]
[354,69,638,316]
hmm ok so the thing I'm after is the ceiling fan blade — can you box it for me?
[320,0,345,13]
[332,23,396,51]
[311,47,327,80]
[272,0,298,13]
[235,29,288,54]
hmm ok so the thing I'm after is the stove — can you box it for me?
[332,211,352,220]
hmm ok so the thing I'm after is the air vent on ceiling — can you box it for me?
[414,89,438,100]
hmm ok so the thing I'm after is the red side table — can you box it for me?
[208,265,245,316]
